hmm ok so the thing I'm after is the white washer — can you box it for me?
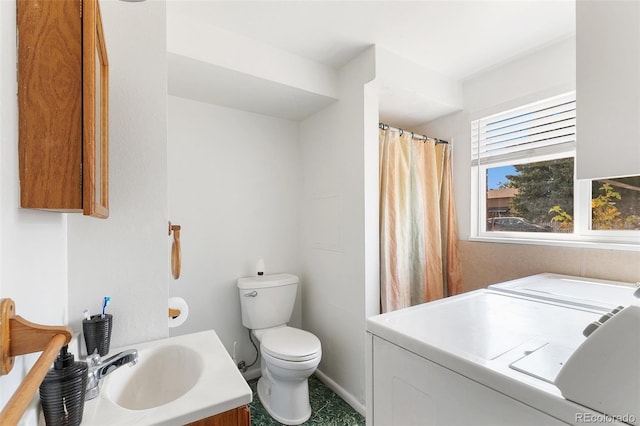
[366,273,638,426]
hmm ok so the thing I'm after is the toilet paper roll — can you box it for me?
[168,297,189,328]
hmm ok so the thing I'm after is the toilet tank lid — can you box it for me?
[237,273,299,289]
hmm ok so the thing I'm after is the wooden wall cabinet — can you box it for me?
[18,0,109,218]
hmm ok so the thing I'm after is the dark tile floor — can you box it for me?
[248,375,365,426]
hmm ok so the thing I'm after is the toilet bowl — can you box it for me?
[255,326,321,424]
[237,274,322,425]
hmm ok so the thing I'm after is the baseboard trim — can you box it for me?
[314,369,366,417]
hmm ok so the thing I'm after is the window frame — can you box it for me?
[576,178,640,241]
[470,93,639,251]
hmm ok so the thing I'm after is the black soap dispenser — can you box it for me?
[39,345,88,426]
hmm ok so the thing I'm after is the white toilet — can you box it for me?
[237,273,322,425]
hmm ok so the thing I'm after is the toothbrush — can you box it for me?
[83,309,91,321]
[101,297,110,318]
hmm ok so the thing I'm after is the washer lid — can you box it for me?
[261,327,321,362]
[237,273,299,290]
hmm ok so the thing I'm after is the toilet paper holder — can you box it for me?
[168,297,189,328]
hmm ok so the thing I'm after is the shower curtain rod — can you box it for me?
[379,122,449,144]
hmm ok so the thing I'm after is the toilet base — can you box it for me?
[257,374,311,425]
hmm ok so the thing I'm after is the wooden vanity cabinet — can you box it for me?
[184,405,251,426]
[18,0,109,218]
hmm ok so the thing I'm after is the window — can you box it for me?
[589,177,640,231]
[471,92,639,246]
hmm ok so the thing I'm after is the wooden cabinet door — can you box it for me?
[82,0,109,218]
[18,0,83,211]
[17,0,109,218]
[184,405,251,426]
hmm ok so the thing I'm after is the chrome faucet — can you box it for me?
[85,349,139,400]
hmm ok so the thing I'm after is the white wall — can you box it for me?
[463,36,576,118]
[299,47,376,411]
[419,37,576,240]
[167,96,302,372]
[0,1,68,423]
[67,0,169,350]
[419,36,640,291]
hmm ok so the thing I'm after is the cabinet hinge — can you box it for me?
[79,0,82,19]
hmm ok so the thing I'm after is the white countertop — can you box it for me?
[81,330,252,425]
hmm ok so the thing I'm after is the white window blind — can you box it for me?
[472,92,576,165]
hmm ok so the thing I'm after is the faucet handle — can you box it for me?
[86,352,101,367]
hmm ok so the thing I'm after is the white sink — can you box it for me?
[106,344,204,410]
[81,330,252,425]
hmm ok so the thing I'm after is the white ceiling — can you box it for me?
[168,1,575,126]
[169,0,575,81]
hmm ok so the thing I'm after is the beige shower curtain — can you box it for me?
[379,128,462,313]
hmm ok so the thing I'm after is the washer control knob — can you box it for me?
[583,321,601,337]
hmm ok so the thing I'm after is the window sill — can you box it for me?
[469,235,640,252]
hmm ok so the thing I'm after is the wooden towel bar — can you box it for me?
[0,299,72,425]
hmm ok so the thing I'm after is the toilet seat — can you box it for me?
[261,327,321,362]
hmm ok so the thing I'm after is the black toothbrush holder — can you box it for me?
[82,314,112,356]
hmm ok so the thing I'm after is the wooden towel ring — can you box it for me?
[169,222,181,279]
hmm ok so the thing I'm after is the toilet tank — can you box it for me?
[237,274,299,330]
